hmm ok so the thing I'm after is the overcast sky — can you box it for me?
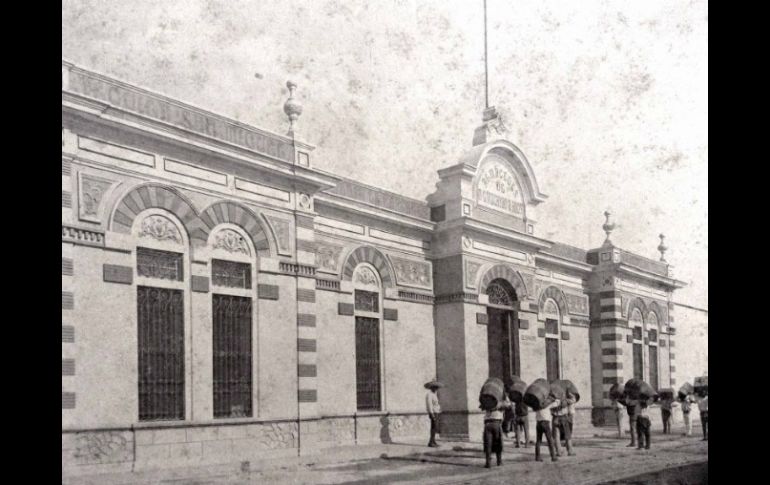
[63,0,708,307]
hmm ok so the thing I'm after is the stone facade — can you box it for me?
[61,61,697,477]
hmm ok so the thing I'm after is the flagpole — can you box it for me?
[484,0,489,109]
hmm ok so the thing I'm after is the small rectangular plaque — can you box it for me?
[103,264,133,285]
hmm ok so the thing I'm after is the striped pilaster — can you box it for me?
[62,157,73,224]
[599,291,626,405]
[62,242,75,410]
[296,275,318,418]
[294,211,318,416]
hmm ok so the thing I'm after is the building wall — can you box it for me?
[383,299,436,413]
[316,288,357,417]
[671,304,708,389]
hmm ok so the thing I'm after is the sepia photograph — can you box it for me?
[62,1,708,483]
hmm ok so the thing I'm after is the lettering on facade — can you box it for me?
[389,257,432,289]
[67,70,295,162]
[475,155,525,217]
[79,174,114,223]
[315,243,344,273]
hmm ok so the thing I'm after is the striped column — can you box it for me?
[599,291,626,403]
[62,151,76,412]
[62,242,76,411]
[296,213,318,418]
[62,156,73,224]
[667,301,676,386]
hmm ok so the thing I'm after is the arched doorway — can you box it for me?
[486,279,520,382]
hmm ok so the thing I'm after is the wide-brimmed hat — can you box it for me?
[424,379,444,389]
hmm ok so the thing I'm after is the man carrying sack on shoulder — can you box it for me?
[483,394,513,468]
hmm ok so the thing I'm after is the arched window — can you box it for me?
[543,298,562,381]
[353,264,383,411]
[485,278,520,379]
[487,280,515,307]
[647,312,660,390]
[133,209,190,422]
[630,308,645,381]
[208,225,257,419]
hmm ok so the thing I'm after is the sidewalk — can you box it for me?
[64,425,707,484]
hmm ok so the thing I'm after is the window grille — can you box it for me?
[355,317,381,411]
[213,294,253,418]
[211,259,251,289]
[137,286,185,421]
[649,345,659,390]
[354,290,379,313]
[632,326,643,341]
[137,247,183,281]
[648,329,658,342]
[487,281,514,306]
[545,318,559,335]
[632,343,644,381]
[546,338,560,381]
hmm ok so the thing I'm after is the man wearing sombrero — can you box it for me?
[425,379,443,447]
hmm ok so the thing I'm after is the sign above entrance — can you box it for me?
[475,155,525,217]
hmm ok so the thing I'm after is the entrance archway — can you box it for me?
[486,279,520,383]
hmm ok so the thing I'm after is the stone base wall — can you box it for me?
[62,413,432,477]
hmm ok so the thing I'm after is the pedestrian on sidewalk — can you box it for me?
[483,394,513,468]
[624,397,640,448]
[636,400,652,450]
[425,380,443,448]
[697,393,708,441]
[535,398,559,462]
[660,395,677,434]
[514,401,530,448]
[612,395,626,439]
[552,393,575,457]
[502,397,515,439]
[680,394,695,436]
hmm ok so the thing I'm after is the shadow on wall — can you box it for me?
[380,415,392,444]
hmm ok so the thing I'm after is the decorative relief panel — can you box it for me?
[138,215,182,243]
[465,260,482,289]
[389,256,432,289]
[74,431,132,465]
[521,273,535,297]
[78,173,115,223]
[354,266,379,287]
[212,228,250,255]
[264,215,291,255]
[620,294,628,317]
[566,293,589,316]
[316,244,344,273]
[544,300,559,316]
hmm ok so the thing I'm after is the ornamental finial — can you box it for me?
[657,233,668,262]
[602,210,616,243]
[283,80,303,137]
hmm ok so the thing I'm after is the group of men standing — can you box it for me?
[426,381,708,468]
[425,382,579,467]
[613,391,709,449]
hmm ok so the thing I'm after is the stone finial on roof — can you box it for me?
[658,233,668,262]
[602,210,616,244]
[472,106,508,146]
[283,80,303,137]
